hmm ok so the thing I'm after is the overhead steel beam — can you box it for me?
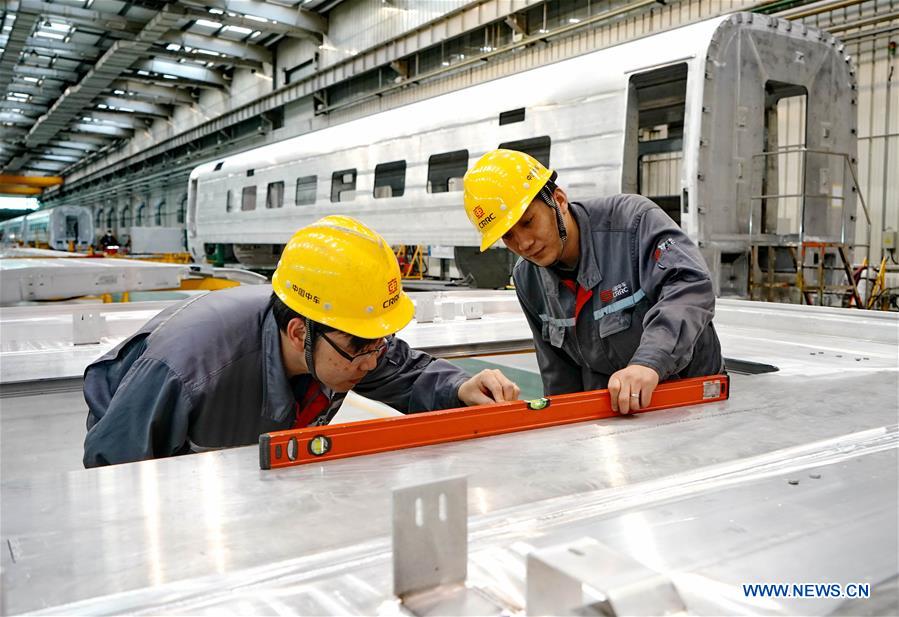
[181,0,326,36]
[0,184,42,195]
[0,127,27,139]
[132,58,227,87]
[0,12,40,97]
[19,5,186,164]
[80,111,147,128]
[153,47,263,72]
[0,82,61,98]
[18,37,113,62]
[4,153,31,170]
[22,36,111,55]
[70,123,133,138]
[20,159,67,171]
[60,0,549,180]
[111,79,195,105]
[0,101,46,114]
[13,0,146,35]
[35,153,81,163]
[181,5,321,41]
[19,45,100,63]
[160,31,272,64]
[40,146,87,159]
[14,65,80,82]
[23,160,66,173]
[95,96,170,117]
[0,174,63,187]
[222,0,326,33]
[125,72,223,91]
[0,112,34,124]
[55,132,112,146]
[46,142,101,153]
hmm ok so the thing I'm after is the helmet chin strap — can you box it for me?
[537,185,568,268]
[303,317,318,381]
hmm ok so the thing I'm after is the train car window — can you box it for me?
[427,150,468,193]
[498,136,550,168]
[296,175,317,205]
[214,161,224,171]
[625,62,688,225]
[242,186,257,211]
[331,169,357,202]
[226,190,233,213]
[499,108,525,125]
[266,182,285,209]
[374,160,406,198]
[247,169,255,177]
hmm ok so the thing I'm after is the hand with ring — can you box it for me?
[608,364,660,414]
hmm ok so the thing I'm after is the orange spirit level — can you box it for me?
[259,374,729,469]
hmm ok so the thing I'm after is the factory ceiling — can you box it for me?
[0,0,334,177]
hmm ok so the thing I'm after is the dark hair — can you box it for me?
[270,293,378,351]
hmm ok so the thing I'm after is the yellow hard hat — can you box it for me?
[463,149,554,251]
[272,215,414,339]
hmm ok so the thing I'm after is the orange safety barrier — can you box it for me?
[260,374,729,469]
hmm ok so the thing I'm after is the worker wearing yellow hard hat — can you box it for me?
[83,215,520,467]
[463,149,722,413]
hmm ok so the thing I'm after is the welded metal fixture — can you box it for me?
[527,537,686,616]
[392,477,504,616]
[186,12,857,296]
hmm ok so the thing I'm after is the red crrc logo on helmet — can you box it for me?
[473,206,485,219]
[387,278,398,294]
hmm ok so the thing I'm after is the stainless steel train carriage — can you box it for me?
[0,205,94,251]
[187,12,857,293]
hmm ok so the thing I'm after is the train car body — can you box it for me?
[0,217,26,246]
[188,12,856,294]
[0,206,94,251]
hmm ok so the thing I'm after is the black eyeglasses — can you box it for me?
[320,332,388,367]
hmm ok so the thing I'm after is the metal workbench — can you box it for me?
[1,296,897,615]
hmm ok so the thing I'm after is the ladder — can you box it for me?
[750,241,862,307]
[748,146,872,308]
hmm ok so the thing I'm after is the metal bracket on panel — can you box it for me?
[393,476,504,616]
[526,537,686,616]
[73,311,104,346]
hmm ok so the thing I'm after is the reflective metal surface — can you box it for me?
[0,257,189,305]
[0,298,896,615]
[0,291,530,383]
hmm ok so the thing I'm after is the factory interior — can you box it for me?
[1,0,898,615]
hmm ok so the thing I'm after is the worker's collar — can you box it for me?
[538,202,602,295]
[260,310,333,422]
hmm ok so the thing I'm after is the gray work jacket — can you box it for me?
[82,285,468,467]
[513,195,723,395]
